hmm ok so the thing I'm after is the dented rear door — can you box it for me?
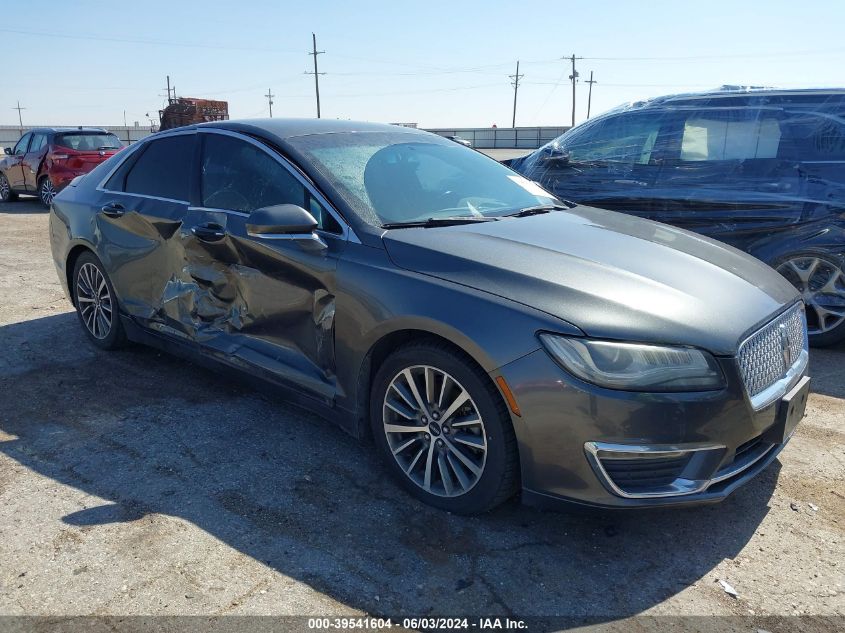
[94,131,197,332]
[178,130,345,402]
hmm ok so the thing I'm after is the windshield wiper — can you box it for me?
[503,202,574,217]
[381,216,500,229]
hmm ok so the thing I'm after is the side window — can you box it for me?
[124,135,194,201]
[13,133,32,156]
[104,151,138,192]
[201,133,341,232]
[308,194,342,234]
[680,109,782,161]
[564,114,663,164]
[29,134,47,153]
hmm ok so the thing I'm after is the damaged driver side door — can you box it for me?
[182,130,346,403]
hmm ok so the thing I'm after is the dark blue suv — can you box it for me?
[510,88,845,346]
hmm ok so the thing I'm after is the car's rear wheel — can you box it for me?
[370,341,518,514]
[72,252,126,350]
[0,173,18,202]
[38,176,56,207]
[775,252,845,347]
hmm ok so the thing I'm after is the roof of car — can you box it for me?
[198,118,431,140]
[25,127,110,134]
[566,87,845,127]
[601,87,845,114]
[649,86,844,103]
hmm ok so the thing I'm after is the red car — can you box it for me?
[0,127,123,206]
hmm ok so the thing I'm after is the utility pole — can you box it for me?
[166,75,172,103]
[306,33,325,118]
[508,60,523,128]
[568,55,580,127]
[265,88,275,117]
[12,101,26,128]
[585,71,597,119]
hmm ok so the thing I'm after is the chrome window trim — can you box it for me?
[196,127,355,242]
[188,205,249,218]
[246,232,327,245]
[95,128,196,205]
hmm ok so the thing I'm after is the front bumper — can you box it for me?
[496,348,807,509]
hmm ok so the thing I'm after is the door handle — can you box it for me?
[191,222,226,242]
[100,202,126,218]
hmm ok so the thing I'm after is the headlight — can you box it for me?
[539,334,725,392]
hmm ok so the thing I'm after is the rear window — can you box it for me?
[124,135,194,201]
[55,133,123,151]
[781,115,845,161]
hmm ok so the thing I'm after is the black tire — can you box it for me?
[773,250,845,347]
[38,176,56,207]
[0,172,18,202]
[72,251,127,350]
[370,340,519,514]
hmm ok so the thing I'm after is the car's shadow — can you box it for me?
[0,313,782,622]
[0,198,47,214]
[808,340,845,400]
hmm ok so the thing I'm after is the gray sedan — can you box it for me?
[49,119,810,513]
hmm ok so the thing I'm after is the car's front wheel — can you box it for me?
[370,341,518,514]
[775,251,845,347]
[72,252,126,350]
[0,172,18,202]
[38,176,57,207]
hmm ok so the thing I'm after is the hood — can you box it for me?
[381,207,799,355]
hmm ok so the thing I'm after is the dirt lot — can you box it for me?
[0,198,843,630]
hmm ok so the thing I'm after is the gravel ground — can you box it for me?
[0,198,842,631]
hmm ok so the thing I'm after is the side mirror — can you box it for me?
[3,147,11,155]
[542,147,570,164]
[247,204,318,236]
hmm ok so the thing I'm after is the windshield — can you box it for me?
[55,133,123,151]
[289,132,558,227]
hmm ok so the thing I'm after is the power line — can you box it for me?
[508,60,524,128]
[265,88,275,117]
[305,33,326,118]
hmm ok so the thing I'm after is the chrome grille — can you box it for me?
[737,304,807,399]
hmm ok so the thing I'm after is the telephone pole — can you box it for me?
[165,75,173,103]
[306,33,325,118]
[585,71,597,119]
[568,55,580,127]
[265,88,275,117]
[12,101,26,128]
[509,60,524,128]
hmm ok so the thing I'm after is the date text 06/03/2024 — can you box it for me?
[307,617,529,630]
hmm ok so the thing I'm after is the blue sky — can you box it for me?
[5,0,845,128]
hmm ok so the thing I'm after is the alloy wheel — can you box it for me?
[76,262,113,340]
[382,365,487,497]
[777,256,845,335]
[0,174,9,201]
[40,178,56,206]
